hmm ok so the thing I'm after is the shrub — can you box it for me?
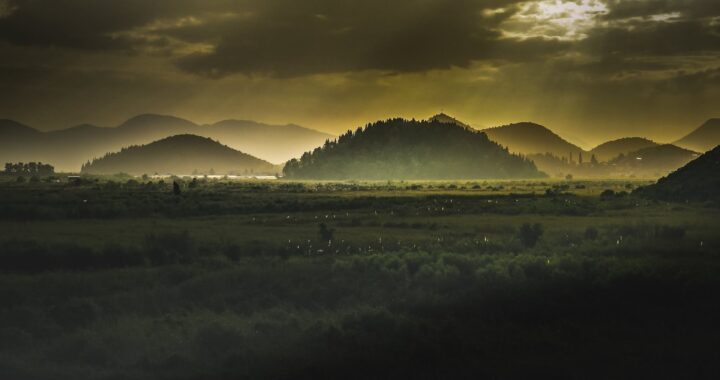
[600,189,615,198]
[319,223,335,242]
[518,223,543,248]
[655,225,686,240]
[584,227,599,241]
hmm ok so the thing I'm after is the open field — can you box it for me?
[1,178,719,379]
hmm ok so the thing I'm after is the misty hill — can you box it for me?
[0,119,41,138]
[283,118,544,180]
[634,145,720,202]
[481,122,585,158]
[0,114,332,171]
[590,137,659,162]
[205,119,334,164]
[674,119,720,152]
[81,135,277,176]
[609,144,699,178]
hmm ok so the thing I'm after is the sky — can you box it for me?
[0,0,719,148]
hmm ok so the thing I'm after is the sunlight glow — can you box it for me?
[502,0,608,40]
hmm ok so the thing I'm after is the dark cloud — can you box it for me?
[1,0,556,76]
[175,0,556,76]
[603,0,720,20]
[582,20,720,57]
[654,67,720,94]
[0,0,232,49]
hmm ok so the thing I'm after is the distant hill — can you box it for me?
[590,137,659,162]
[0,114,332,171]
[481,122,585,158]
[674,119,720,152]
[0,119,41,138]
[283,118,544,180]
[81,135,277,175]
[204,119,334,164]
[609,144,699,178]
[634,145,720,202]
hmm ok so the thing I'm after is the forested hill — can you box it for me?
[81,134,277,175]
[634,145,720,202]
[282,119,545,180]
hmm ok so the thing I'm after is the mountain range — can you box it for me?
[81,135,278,176]
[1,111,718,179]
[0,115,333,171]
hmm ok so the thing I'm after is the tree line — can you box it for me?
[3,162,54,176]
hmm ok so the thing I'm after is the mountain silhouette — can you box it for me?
[609,144,699,177]
[674,119,720,152]
[283,118,544,180]
[634,145,720,202]
[590,137,659,162]
[0,119,41,138]
[0,114,332,171]
[81,134,277,176]
[480,122,585,158]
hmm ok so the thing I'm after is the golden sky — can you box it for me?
[1,0,719,147]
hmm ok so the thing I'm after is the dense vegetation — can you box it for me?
[635,145,720,202]
[81,135,278,176]
[0,177,718,379]
[283,119,543,180]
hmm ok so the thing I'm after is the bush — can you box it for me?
[518,223,543,248]
[655,225,686,240]
[319,223,335,242]
[600,189,615,198]
[584,227,599,241]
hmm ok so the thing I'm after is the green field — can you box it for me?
[1,178,719,379]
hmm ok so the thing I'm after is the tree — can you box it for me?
[318,223,335,242]
[590,154,598,165]
[173,181,182,196]
[518,223,543,248]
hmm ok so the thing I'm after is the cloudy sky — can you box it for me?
[1,0,718,147]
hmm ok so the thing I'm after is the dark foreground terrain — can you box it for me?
[0,177,719,379]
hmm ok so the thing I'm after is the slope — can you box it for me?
[674,119,720,152]
[634,145,720,202]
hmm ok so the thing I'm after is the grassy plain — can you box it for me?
[0,177,718,379]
